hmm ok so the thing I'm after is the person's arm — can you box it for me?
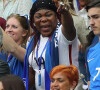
[88,81,90,90]
[61,9,76,41]
[29,67,35,89]
[58,3,76,41]
[0,27,25,62]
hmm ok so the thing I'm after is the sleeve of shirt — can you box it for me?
[58,25,78,45]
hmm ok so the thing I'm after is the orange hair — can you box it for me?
[50,65,79,86]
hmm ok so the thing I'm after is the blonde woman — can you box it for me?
[0,14,30,79]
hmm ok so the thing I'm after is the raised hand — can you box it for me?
[53,0,72,16]
[53,0,76,41]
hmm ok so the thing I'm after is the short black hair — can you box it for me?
[86,0,100,12]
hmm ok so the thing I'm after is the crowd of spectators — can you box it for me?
[0,0,100,90]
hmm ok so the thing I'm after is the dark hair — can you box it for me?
[0,60,10,77]
[85,31,95,48]
[86,0,100,11]
[0,75,25,90]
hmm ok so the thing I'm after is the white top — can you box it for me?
[73,0,79,14]
[28,25,79,90]
[77,8,89,28]
[0,0,33,20]
[73,0,89,28]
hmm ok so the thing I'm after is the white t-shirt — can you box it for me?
[28,25,79,90]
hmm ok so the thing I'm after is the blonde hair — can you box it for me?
[7,14,30,46]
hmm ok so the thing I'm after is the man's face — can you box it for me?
[88,7,100,35]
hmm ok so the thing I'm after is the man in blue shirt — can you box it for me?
[85,0,100,90]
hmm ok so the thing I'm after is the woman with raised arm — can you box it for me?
[0,0,79,89]
[0,14,30,79]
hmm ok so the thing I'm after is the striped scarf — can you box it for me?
[23,23,61,90]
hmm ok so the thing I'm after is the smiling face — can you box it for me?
[5,17,27,45]
[50,72,71,90]
[88,7,100,35]
[33,9,58,37]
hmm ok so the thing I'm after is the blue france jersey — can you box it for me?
[87,42,100,90]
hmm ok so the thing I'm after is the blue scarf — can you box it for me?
[23,36,34,90]
[32,0,36,3]
[77,0,79,10]
[45,23,60,90]
[23,23,60,90]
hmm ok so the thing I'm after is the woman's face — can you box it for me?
[0,82,4,90]
[33,9,58,37]
[5,17,27,45]
[50,72,71,90]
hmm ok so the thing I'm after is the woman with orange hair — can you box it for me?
[50,65,79,90]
